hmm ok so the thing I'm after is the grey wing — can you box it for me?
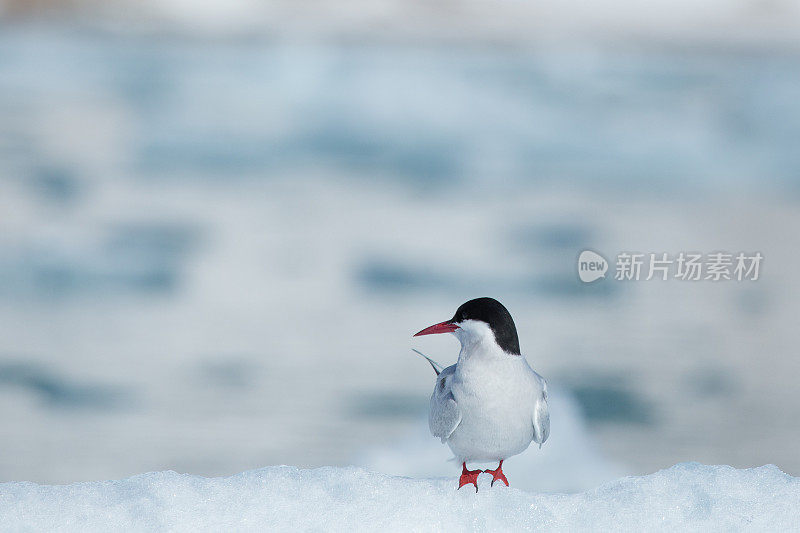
[429,365,462,443]
[532,372,550,447]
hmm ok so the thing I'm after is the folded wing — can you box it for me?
[429,365,461,443]
[532,371,550,447]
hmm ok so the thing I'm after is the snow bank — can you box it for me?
[1,463,797,532]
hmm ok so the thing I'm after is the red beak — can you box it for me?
[413,321,459,336]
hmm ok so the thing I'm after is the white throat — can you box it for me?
[453,319,510,362]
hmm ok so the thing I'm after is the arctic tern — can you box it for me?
[413,297,549,491]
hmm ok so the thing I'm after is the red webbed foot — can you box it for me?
[458,462,482,492]
[485,460,509,487]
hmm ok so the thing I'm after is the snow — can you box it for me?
[1,463,797,531]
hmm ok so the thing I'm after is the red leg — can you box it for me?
[458,462,482,492]
[485,460,509,487]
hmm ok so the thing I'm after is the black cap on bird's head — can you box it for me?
[413,297,521,356]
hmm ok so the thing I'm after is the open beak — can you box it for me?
[413,320,459,336]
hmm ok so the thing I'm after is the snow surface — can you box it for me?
[1,463,797,532]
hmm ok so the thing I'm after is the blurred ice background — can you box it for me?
[0,0,799,489]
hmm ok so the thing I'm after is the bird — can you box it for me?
[413,297,549,491]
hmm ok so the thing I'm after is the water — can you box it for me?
[1,24,799,484]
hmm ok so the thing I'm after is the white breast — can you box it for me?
[445,354,541,462]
